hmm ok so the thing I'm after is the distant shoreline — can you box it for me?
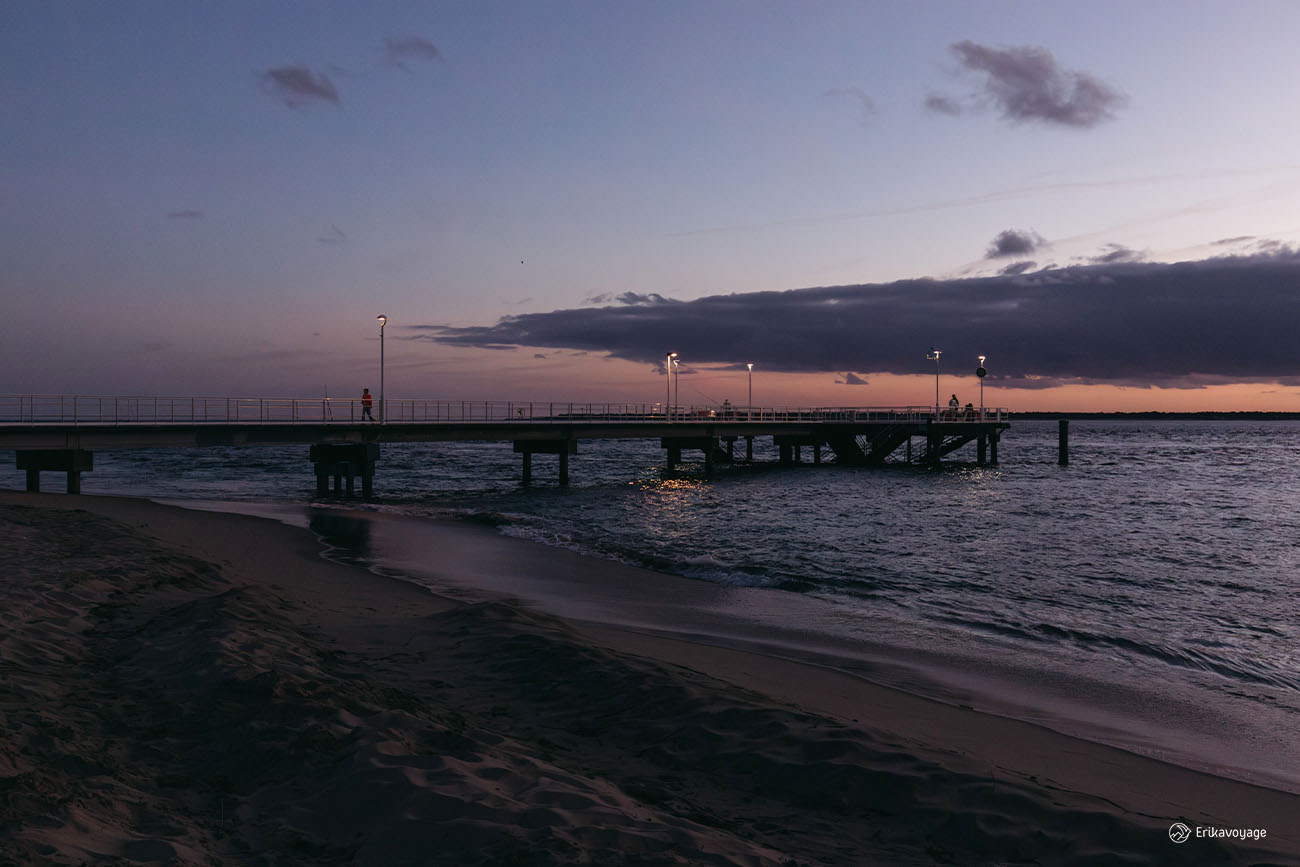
[1012,410,1300,420]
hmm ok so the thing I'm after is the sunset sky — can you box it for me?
[6,1,1300,411]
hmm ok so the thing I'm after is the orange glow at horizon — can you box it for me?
[408,346,1300,413]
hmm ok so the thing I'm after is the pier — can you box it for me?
[0,395,1010,493]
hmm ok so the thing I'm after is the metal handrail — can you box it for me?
[0,394,1008,426]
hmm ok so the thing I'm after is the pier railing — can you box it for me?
[0,395,1007,426]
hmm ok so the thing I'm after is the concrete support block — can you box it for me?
[16,450,93,494]
[513,439,576,485]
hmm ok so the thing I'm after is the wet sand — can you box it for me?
[1,490,1295,865]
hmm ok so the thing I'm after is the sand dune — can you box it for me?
[1,492,1294,865]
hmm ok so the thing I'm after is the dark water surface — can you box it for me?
[11,420,1300,790]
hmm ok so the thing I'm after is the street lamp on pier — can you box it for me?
[377,314,388,423]
[926,347,941,419]
[747,362,753,420]
[977,355,987,420]
[665,352,677,419]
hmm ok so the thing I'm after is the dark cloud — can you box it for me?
[999,261,1037,276]
[839,372,870,385]
[166,210,203,220]
[986,228,1046,258]
[950,41,1125,128]
[534,353,547,359]
[585,291,676,306]
[383,36,440,69]
[259,66,340,108]
[1254,239,1291,256]
[924,93,963,116]
[1214,235,1256,246]
[317,225,347,245]
[420,250,1300,389]
[1088,243,1140,264]
[825,86,876,121]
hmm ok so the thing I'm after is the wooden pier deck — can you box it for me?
[0,395,1010,493]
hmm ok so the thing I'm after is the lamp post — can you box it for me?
[377,314,388,423]
[747,362,753,420]
[977,355,987,420]
[666,352,677,419]
[926,347,941,419]
[672,356,680,417]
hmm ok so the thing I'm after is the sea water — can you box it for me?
[10,420,1300,791]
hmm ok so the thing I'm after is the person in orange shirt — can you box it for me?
[361,388,375,421]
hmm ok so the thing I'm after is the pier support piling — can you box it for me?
[309,443,379,497]
[745,436,753,462]
[661,436,725,473]
[977,434,987,466]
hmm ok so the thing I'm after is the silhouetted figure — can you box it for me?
[361,388,375,421]
[965,402,975,420]
[948,393,960,418]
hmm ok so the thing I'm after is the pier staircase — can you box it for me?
[824,424,913,465]
[912,431,979,465]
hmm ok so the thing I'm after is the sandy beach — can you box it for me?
[2,490,1296,866]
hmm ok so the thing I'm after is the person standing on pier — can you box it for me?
[361,388,375,421]
[948,394,960,419]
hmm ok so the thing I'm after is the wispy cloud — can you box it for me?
[924,92,963,116]
[825,86,876,121]
[317,225,347,245]
[382,36,440,70]
[1087,243,1140,264]
[166,209,203,220]
[986,228,1046,258]
[949,40,1126,128]
[999,260,1037,276]
[418,250,1300,389]
[259,66,340,108]
[671,166,1290,238]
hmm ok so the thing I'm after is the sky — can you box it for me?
[6,1,1300,411]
